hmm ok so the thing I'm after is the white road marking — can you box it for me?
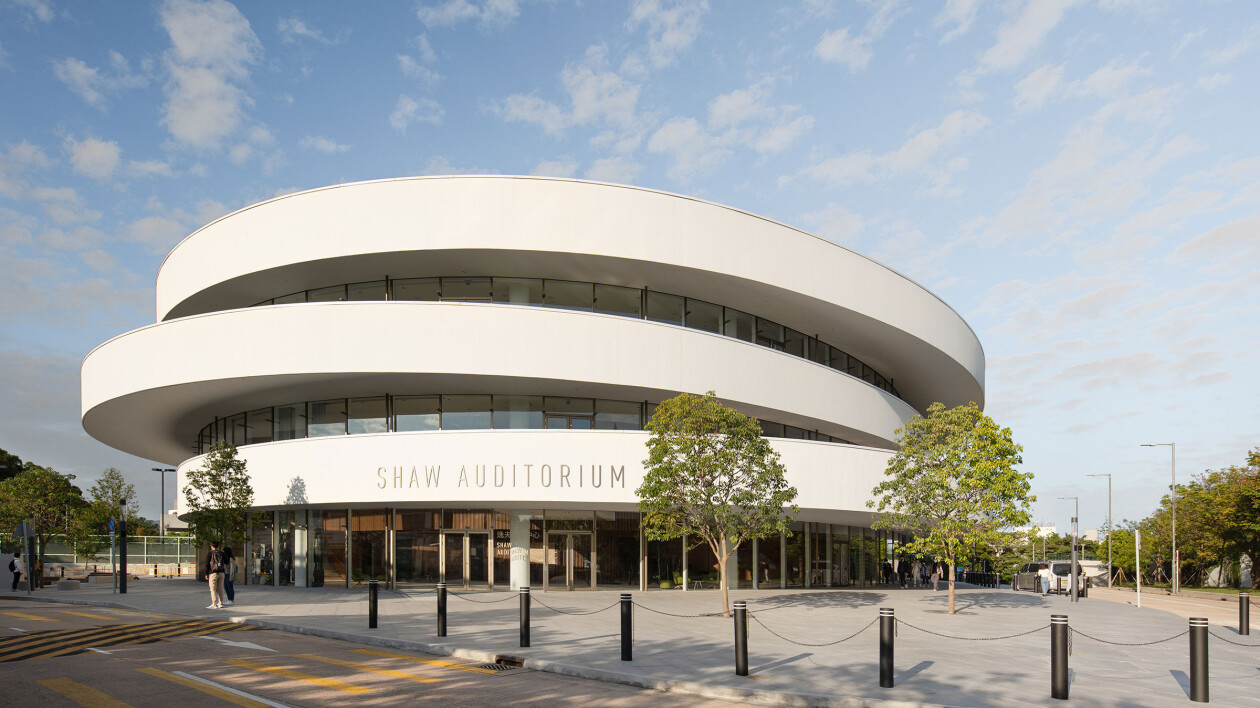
[87,647,112,654]
[9,627,26,633]
[171,671,292,708]
[197,635,277,652]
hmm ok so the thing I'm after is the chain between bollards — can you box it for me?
[1189,617,1208,703]
[436,582,447,637]
[520,587,531,648]
[368,579,379,629]
[620,593,633,661]
[733,601,748,676]
[879,608,895,688]
[1050,614,1069,700]
[1241,592,1250,636]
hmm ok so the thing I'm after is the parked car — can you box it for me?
[1012,561,1081,592]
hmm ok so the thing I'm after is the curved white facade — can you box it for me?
[83,176,984,592]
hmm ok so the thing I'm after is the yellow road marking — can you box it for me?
[37,677,133,707]
[351,648,500,675]
[0,612,56,622]
[137,667,267,707]
[108,609,171,619]
[224,658,373,694]
[57,610,117,620]
[296,653,442,684]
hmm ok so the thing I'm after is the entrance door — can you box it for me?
[546,533,593,590]
[443,532,491,588]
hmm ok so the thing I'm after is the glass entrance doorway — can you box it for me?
[546,532,592,590]
[443,531,490,588]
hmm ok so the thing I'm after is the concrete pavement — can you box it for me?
[10,580,1258,708]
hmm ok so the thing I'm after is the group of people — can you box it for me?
[881,556,949,590]
[203,540,240,609]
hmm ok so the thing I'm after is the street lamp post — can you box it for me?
[1059,497,1079,603]
[1088,473,1112,587]
[152,467,176,537]
[1141,443,1177,594]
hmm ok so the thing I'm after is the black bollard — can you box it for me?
[879,608,895,688]
[1189,617,1208,703]
[118,518,127,595]
[1051,614,1069,700]
[436,582,447,637]
[1240,592,1250,636]
[733,601,748,676]
[368,579,379,629]
[620,593,633,661]
[520,587,531,648]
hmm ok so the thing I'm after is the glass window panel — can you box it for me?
[228,413,246,445]
[545,397,594,415]
[274,403,306,440]
[253,298,273,307]
[783,425,807,440]
[684,298,722,333]
[544,279,593,311]
[308,399,347,437]
[394,395,440,431]
[348,281,387,301]
[245,408,273,445]
[492,277,543,305]
[645,291,684,325]
[829,349,848,372]
[847,355,863,378]
[274,292,306,305]
[441,276,492,302]
[441,394,492,430]
[724,308,755,342]
[392,277,440,301]
[492,395,544,429]
[810,340,829,365]
[308,285,347,302]
[862,363,876,383]
[760,420,784,437]
[595,400,641,430]
[215,418,226,444]
[784,328,806,357]
[313,510,347,587]
[351,510,389,583]
[757,319,785,350]
[348,396,388,435]
[594,284,640,318]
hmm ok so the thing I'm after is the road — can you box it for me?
[0,597,742,707]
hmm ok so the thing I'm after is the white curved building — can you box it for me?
[82,176,984,592]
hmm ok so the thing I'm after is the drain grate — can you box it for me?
[477,663,518,672]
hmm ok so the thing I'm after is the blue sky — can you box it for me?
[1,0,1257,533]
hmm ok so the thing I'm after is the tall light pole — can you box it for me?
[1059,497,1079,602]
[1088,473,1112,587]
[1141,443,1177,594]
[152,467,176,537]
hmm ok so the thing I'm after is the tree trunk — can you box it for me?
[720,533,730,617]
[947,558,956,614]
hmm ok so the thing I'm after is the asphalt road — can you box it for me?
[0,597,743,707]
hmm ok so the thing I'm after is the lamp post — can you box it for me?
[1141,443,1177,595]
[1088,474,1112,587]
[152,468,176,537]
[1059,497,1079,602]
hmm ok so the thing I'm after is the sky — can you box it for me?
[1,0,1257,535]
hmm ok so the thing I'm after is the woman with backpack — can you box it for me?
[204,541,226,609]
[9,551,22,591]
[222,546,237,606]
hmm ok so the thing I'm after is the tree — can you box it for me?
[183,441,256,550]
[0,447,25,481]
[869,401,1033,614]
[638,392,798,616]
[0,465,93,586]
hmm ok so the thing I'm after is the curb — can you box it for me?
[6,592,959,708]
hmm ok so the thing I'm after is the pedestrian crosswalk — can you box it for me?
[0,619,259,662]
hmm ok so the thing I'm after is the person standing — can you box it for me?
[931,563,941,591]
[1038,564,1051,596]
[204,541,226,609]
[9,551,22,591]
[222,547,236,606]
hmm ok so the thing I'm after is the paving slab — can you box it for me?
[8,580,1258,708]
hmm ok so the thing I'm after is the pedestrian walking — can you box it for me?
[1038,564,1051,595]
[9,551,22,591]
[223,546,237,606]
[204,541,226,609]
[931,563,941,591]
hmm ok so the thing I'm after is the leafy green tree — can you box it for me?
[0,447,25,481]
[0,465,94,586]
[869,402,1033,613]
[183,441,256,550]
[638,392,798,616]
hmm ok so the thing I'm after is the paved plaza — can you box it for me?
[10,581,1257,707]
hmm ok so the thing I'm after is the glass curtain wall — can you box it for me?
[646,537,683,589]
[785,522,806,587]
[277,511,295,586]
[596,512,640,587]
[313,510,347,587]
[249,514,274,586]
[352,510,389,584]
[394,510,440,585]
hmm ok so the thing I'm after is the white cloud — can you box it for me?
[530,158,579,178]
[804,109,990,187]
[800,203,864,246]
[583,156,643,184]
[1196,73,1233,91]
[1172,28,1205,58]
[52,51,147,110]
[159,0,263,149]
[0,142,52,199]
[815,0,907,73]
[498,45,641,139]
[647,117,728,181]
[417,0,525,28]
[1171,216,1260,265]
[1203,24,1260,66]
[397,54,441,86]
[277,16,337,44]
[977,0,1084,75]
[934,0,981,43]
[127,215,188,252]
[1013,63,1064,111]
[64,136,121,180]
[299,136,350,154]
[626,0,708,69]
[389,95,444,133]
[29,186,101,225]
[417,157,492,175]
[1073,57,1150,99]
[12,0,55,23]
[127,160,173,178]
